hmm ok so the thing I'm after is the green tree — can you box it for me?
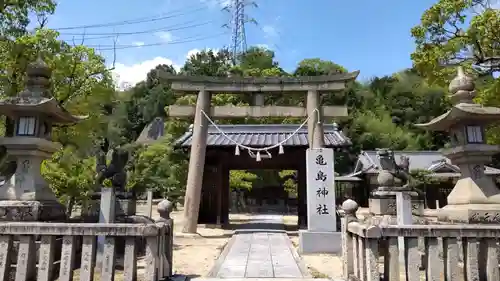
[0,27,117,206]
[279,170,297,197]
[181,49,233,77]
[411,0,500,145]
[41,147,96,215]
[348,110,424,151]
[229,170,257,191]
[127,136,188,205]
[411,0,500,84]
[294,58,347,76]
[0,29,114,151]
[114,64,178,143]
[0,0,56,37]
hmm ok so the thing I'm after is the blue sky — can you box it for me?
[46,0,437,88]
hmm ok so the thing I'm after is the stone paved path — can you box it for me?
[209,215,308,279]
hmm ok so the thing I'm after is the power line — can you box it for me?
[223,0,257,63]
[58,20,214,39]
[54,7,206,31]
[91,32,229,51]
[51,0,228,31]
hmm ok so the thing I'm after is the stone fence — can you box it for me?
[341,200,499,281]
[0,214,173,281]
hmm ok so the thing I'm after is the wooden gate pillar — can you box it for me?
[182,90,211,233]
[306,90,325,148]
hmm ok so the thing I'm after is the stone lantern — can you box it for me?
[0,58,86,221]
[417,67,500,223]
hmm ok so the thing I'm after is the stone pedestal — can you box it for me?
[438,177,500,223]
[0,200,66,221]
[438,204,500,223]
[85,191,136,219]
[369,188,424,216]
[87,199,137,217]
[437,173,500,223]
[299,230,342,254]
[0,137,67,222]
[437,145,500,223]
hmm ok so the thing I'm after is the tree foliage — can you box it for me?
[0,0,56,37]
[229,170,258,191]
[411,0,500,146]
[411,0,500,84]
[127,137,188,204]
[41,147,96,214]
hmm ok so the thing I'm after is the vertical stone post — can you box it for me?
[253,93,264,106]
[341,199,358,280]
[157,200,174,277]
[182,90,211,233]
[396,191,413,263]
[306,90,325,148]
[97,187,115,268]
[146,189,153,218]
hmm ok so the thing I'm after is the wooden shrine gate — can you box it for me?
[164,73,360,233]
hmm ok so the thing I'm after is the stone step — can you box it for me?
[190,277,338,281]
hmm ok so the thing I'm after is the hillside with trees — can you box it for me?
[0,0,499,212]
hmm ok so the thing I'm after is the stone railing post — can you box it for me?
[157,199,173,221]
[341,199,359,280]
[156,199,174,277]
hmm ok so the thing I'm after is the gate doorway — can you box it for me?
[227,169,296,215]
[174,123,352,229]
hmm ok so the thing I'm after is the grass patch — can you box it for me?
[308,266,330,279]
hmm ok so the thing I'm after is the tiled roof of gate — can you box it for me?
[175,124,352,148]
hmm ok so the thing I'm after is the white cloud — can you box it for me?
[200,0,229,8]
[155,31,175,43]
[255,44,270,50]
[185,48,220,59]
[112,57,181,90]
[490,0,500,9]
[262,25,278,38]
[112,48,225,90]
[132,41,145,47]
[186,48,201,59]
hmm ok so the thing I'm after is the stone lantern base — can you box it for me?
[437,177,500,223]
[438,204,500,223]
[0,200,66,222]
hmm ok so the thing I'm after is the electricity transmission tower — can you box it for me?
[223,0,257,64]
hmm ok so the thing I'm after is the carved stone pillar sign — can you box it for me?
[299,148,341,254]
[417,67,500,223]
[0,58,87,221]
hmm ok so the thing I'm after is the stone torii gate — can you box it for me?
[164,73,359,233]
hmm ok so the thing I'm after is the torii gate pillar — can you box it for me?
[307,90,325,148]
[182,90,211,233]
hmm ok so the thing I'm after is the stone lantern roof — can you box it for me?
[416,67,500,131]
[0,57,87,124]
